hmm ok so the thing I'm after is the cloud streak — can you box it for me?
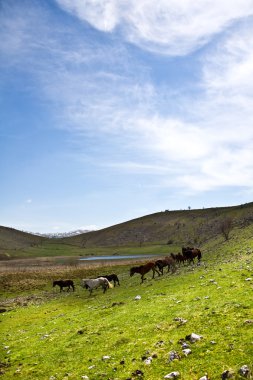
[2,0,253,206]
[56,0,253,55]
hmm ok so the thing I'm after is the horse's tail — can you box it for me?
[197,249,202,261]
[108,281,113,289]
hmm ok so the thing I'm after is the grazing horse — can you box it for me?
[53,279,75,292]
[100,273,120,286]
[171,252,185,266]
[81,277,113,295]
[182,247,202,264]
[155,256,176,275]
[130,262,160,284]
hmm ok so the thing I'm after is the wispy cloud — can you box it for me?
[56,0,253,55]
[2,0,253,202]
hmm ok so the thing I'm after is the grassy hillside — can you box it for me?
[0,233,252,380]
[1,202,253,258]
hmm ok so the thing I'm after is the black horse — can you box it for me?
[100,274,120,286]
[53,279,75,292]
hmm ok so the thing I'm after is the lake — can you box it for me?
[79,254,158,261]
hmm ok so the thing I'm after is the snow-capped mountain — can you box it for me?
[34,229,93,238]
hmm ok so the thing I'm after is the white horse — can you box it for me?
[81,277,113,295]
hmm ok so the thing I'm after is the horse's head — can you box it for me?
[53,281,57,287]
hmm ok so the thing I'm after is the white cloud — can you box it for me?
[56,0,253,55]
[2,0,253,198]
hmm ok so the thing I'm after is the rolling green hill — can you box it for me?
[1,202,253,258]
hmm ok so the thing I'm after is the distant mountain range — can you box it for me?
[33,229,92,238]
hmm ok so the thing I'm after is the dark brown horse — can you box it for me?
[53,279,75,292]
[155,256,176,275]
[100,273,120,286]
[130,262,160,284]
[182,247,202,264]
[171,252,186,266]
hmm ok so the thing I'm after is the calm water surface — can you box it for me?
[79,254,157,261]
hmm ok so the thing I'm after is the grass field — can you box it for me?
[0,239,252,380]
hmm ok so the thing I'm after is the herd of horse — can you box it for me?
[53,246,202,293]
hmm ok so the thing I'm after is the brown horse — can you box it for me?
[130,262,160,284]
[155,256,176,275]
[171,252,186,266]
[182,247,202,264]
[53,279,75,292]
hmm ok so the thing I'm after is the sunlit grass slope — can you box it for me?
[0,246,252,379]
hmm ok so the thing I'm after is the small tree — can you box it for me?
[220,217,233,241]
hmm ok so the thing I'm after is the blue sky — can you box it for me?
[1,0,253,234]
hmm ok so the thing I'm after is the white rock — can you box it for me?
[182,348,192,356]
[239,365,250,377]
[81,376,89,379]
[135,295,141,300]
[102,355,111,360]
[144,357,152,365]
[186,333,202,342]
[164,371,180,379]
[168,351,180,361]
[245,278,252,281]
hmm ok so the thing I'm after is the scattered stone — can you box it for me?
[41,334,50,340]
[102,355,111,361]
[81,376,89,379]
[238,365,251,378]
[77,329,84,334]
[112,302,125,307]
[210,341,217,345]
[135,295,141,300]
[168,351,181,362]
[199,375,209,380]
[164,371,180,379]
[244,320,253,324]
[132,369,144,377]
[174,317,188,325]
[181,342,190,349]
[144,357,152,365]
[185,333,203,343]
[245,278,252,281]
[120,360,125,365]
[155,340,165,347]
[182,348,192,356]
[221,369,234,379]
[88,365,95,370]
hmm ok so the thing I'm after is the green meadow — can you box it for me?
[1,229,253,380]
